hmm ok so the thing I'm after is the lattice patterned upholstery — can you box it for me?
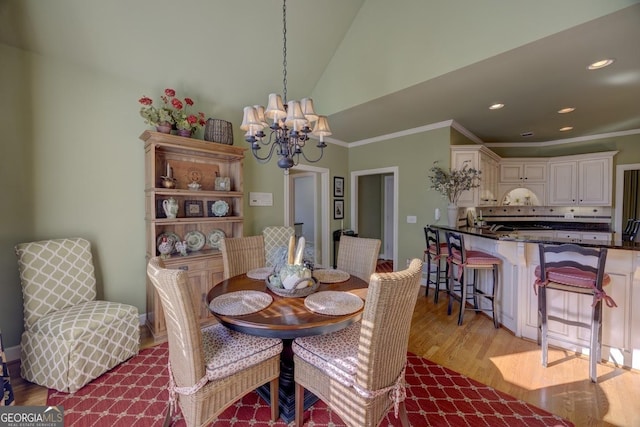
[262,226,295,268]
[15,238,139,393]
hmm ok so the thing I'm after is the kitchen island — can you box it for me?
[431,225,640,370]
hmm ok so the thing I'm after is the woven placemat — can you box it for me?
[304,291,364,316]
[247,267,273,280]
[209,290,272,316]
[312,269,350,283]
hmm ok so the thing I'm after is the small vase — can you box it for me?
[447,204,459,227]
[155,122,172,134]
[177,129,192,138]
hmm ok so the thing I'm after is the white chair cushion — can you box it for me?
[292,322,361,387]
[203,324,282,380]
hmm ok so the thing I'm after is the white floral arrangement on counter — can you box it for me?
[428,161,481,204]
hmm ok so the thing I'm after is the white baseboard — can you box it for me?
[5,345,20,363]
[4,313,149,363]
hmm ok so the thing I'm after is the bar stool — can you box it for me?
[535,243,617,383]
[444,231,501,328]
[423,226,448,303]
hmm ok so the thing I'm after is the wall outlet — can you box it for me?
[407,215,417,223]
[564,212,574,219]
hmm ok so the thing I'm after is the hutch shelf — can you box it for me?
[140,130,245,339]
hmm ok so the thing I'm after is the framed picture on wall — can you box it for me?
[334,176,344,197]
[334,199,344,220]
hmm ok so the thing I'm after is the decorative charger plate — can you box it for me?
[184,230,206,252]
[207,229,226,249]
[209,290,273,316]
[211,200,229,217]
[157,232,181,254]
[313,269,350,283]
[304,291,364,316]
[247,267,273,280]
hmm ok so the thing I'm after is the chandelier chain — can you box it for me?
[282,0,288,104]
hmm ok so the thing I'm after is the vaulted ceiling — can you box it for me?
[1,0,638,146]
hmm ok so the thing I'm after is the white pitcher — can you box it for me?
[162,197,178,219]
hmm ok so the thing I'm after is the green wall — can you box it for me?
[349,127,451,268]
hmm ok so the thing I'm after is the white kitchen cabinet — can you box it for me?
[548,153,615,206]
[497,183,545,206]
[579,157,611,205]
[499,160,547,183]
[451,146,501,207]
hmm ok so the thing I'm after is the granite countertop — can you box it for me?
[431,225,640,251]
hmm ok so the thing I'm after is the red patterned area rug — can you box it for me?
[48,343,573,426]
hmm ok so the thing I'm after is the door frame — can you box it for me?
[615,162,640,236]
[284,165,330,268]
[350,167,398,268]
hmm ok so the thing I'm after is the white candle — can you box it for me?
[341,220,344,231]
[166,163,171,178]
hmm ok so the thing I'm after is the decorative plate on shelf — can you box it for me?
[184,230,206,252]
[208,200,230,217]
[156,232,181,254]
[207,229,226,250]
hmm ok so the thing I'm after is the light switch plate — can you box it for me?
[407,215,417,223]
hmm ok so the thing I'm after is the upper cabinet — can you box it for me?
[548,152,616,206]
[499,160,547,183]
[451,146,500,207]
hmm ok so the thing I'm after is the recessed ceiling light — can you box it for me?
[488,103,504,110]
[587,59,614,70]
[559,126,573,132]
[558,107,575,114]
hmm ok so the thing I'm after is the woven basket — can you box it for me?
[204,118,233,145]
[266,275,318,298]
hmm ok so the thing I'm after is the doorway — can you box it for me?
[350,167,398,268]
[284,165,330,268]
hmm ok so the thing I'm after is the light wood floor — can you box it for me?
[11,288,640,426]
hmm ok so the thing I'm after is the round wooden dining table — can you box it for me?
[207,271,368,423]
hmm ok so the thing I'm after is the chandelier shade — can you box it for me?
[241,0,330,170]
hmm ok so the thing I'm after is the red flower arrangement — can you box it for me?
[139,88,206,133]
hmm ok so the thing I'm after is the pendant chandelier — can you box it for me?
[241,0,331,170]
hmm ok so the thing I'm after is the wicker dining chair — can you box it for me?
[336,235,382,282]
[292,258,423,427]
[147,257,282,427]
[220,235,266,279]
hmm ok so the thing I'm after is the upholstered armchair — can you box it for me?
[147,257,282,426]
[293,258,423,426]
[15,237,139,393]
[262,226,295,268]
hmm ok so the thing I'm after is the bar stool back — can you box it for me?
[444,231,501,328]
[423,226,448,303]
[535,243,617,383]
